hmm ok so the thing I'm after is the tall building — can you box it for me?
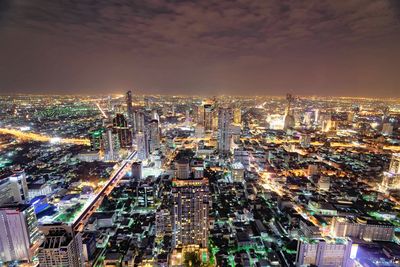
[217,107,233,155]
[103,125,120,161]
[382,122,393,136]
[233,107,241,124]
[38,227,83,267]
[136,131,149,161]
[300,133,311,148]
[135,111,145,133]
[131,162,143,180]
[148,119,161,153]
[88,128,104,151]
[0,204,41,263]
[283,94,295,131]
[137,183,154,208]
[0,170,28,205]
[296,238,352,267]
[175,159,190,179]
[381,153,400,192]
[126,90,133,121]
[112,113,132,148]
[203,103,213,132]
[172,178,209,248]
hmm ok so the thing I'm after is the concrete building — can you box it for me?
[0,170,28,205]
[218,107,233,155]
[231,162,245,182]
[381,153,400,192]
[172,178,209,248]
[0,204,41,263]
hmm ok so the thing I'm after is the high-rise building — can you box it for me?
[38,227,83,267]
[0,170,28,205]
[381,153,400,192]
[233,107,241,124]
[296,238,352,267]
[300,133,311,148]
[203,103,213,132]
[135,111,145,133]
[172,178,209,248]
[126,90,133,121]
[318,176,331,191]
[218,107,233,155]
[148,119,160,153]
[88,128,104,151]
[283,94,295,131]
[382,122,393,136]
[231,162,245,182]
[112,113,132,148]
[0,204,41,263]
[103,125,120,161]
[136,131,149,161]
[137,183,154,208]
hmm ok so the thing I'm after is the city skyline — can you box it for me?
[1,0,400,97]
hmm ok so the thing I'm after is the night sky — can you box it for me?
[0,0,400,97]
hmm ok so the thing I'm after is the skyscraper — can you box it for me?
[112,113,132,148]
[283,93,295,131]
[136,131,149,161]
[218,107,233,155]
[171,178,209,248]
[0,204,41,263]
[103,125,120,161]
[233,107,241,124]
[381,153,400,192]
[148,119,160,153]
[126,90,133,121]
[203,103,213,132]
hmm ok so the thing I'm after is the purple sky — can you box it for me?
[0,0,400,97]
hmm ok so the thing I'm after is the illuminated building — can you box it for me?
[381,153,400,192]
[0,170,28,205]
[233,107,241,124]
[0,204,41,263]
[296,238,352,267]
[134,111,145,133]
[103,125,120,161]
[136,131,149,160]
[331,217,395,241]
[217,107,233,155]
[317,176,330,191]
[148,119,161,153]
[88,127,104,151]
[203,103,213,132]
[112,113,132,148]
[126,90,133,121]
[38,227,83,267]
[231,162,245,182]
[172,178,209,248]
[137,183,154,208]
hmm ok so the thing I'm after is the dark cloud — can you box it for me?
[0,0,399,97]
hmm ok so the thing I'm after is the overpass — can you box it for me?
[73,150,137,231]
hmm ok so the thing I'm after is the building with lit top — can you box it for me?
[217,107,233,155]
[381,153,400,193]
[172,177,209,249]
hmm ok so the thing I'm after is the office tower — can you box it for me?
[296,238,352,267]
[38,227,83,267]
[381,153,400,192]
[112,113,132,148]
[218,107,233,155]
[308,164,319,176]
[172,178,209,248]
[137,183,154,208]
[203,103,213,132]
[103,125,120,161]
[300,133,311,148]
[0,204,41,263]
[283,94,295,131]
[151,109,160,122]
[136,131,149,161]
[331,217,395,241]
[148,119,160,153]
[175,159,190,179]
[126,90,133,121]
[233,107,241,124]
[88,128,104,151]
[382,122,393,136]
[131,162,143,180]
[0,170,28,205]
[135,111,145,133]
[190,158,204,179]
